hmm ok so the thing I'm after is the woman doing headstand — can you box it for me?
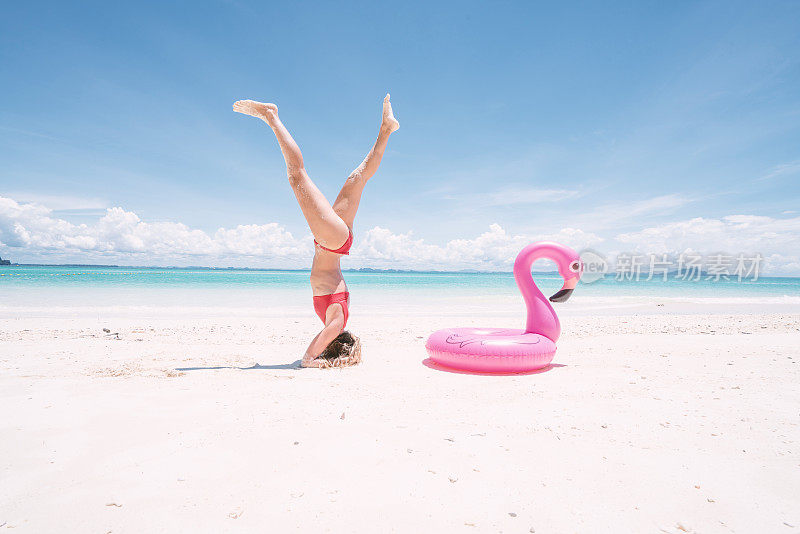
[233,94,399,367]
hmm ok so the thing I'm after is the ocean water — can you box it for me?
[1,265,799,309]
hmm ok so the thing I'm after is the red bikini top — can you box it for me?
[314,228,353,255]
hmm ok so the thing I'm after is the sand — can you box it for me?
[1,300,799,533]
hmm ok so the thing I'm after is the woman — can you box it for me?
[233,94,399,367]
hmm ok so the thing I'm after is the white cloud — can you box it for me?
[352,223,603,270]
[582,194,692,228]
[2,195,799,274]
[0,196,312,264]
[615,215,800,274]
[214,224,310,257]
[759,160,800,181]
[2,192,108,211]
[488,187,579,206]
[622,194,691,216]
[0,195,603,270]
[435,185,581,209]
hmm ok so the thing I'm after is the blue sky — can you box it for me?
[1,1,799,271]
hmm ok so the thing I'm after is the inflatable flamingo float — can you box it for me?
[425,242,582,373]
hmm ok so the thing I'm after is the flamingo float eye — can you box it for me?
[569,261,581,273]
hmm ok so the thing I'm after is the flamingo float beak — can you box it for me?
[549,259,581,303]
[549,276,577,303]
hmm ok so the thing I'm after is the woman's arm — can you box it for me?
[301,307,345,367]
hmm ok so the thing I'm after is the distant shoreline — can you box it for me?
[3,263,514,275]
[2,263,799,280]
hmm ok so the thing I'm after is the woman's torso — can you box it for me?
[310,248,347,296]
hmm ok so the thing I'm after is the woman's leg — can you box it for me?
[332,94,399,228]
[233,100,349,249]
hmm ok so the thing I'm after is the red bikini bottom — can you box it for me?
[313,291,350,327]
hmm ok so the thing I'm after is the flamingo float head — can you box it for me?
[548,247,583,303]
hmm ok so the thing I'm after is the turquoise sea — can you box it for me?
[2,265,799,308]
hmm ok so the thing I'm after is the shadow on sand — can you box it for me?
[175,361,303,371]
[422,358,565,376]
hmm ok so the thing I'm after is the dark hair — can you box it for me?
[319,331,357,360]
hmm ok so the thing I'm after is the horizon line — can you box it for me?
[1,263,798,280]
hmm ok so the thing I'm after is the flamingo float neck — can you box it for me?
[513,241,579,342]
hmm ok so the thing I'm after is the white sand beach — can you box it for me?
[2,297,799,533]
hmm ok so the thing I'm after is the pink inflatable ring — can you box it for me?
[425,242,582,373]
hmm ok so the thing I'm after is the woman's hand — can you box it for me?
[300,356,326,368]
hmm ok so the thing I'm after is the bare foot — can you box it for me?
[381,93,400,133]
[233,100,279,125]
